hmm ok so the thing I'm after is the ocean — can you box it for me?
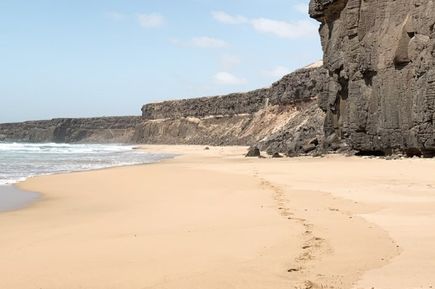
[0,143,174,211]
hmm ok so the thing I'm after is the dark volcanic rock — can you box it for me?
[5,1,435,158]
[135,66,328,148]
[258,102,326,156]
[0,66,328,148]
[309,0,435,157]
[0,117,141,143]
[272,152,283,158]
[141,67,327,120]
[246,147,261,157]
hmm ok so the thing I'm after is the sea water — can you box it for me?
[0,143,174,211]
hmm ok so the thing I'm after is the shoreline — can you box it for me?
[0,148,177,213]
[0,145,434,288]
[0,185,40,213]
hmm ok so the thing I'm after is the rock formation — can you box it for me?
[309,0,435,157]
[0,66,327,155]
[2,1,435,157]
[0,117,141,143]
[135,66,328,155]
[141,67,326,119]
[245,146,261,157]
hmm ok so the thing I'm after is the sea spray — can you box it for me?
[0,143,174,185]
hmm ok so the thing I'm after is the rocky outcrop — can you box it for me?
[309,0,435,157]
[134,101,325,151]
[245,146,261,157]
[0,66,328,153]
[257,102,326,156]
[0,117,141,143]
[141,67,327,120]
[4,1,435,158]
[135,66,328,155]
[142,89,268,120]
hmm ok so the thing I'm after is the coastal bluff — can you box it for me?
[135,66,327,155]
[0,65,329,156]
[2,0,435,157]
[0,117,142,143]
[141,66,325,120]
[309,0,435,157]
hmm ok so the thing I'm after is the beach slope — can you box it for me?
[0,146,434,289]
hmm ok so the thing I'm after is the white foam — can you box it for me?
[0,143,174,184]
[0,143,134,154]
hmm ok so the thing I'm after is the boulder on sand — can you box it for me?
[246,147,261,157]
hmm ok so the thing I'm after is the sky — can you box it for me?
[0,0,322,123]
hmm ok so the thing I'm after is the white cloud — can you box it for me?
[214,72,247,85]
[264,66,291,78]
[191,37,228,48]
[138,13,165,28]
[251,18,317,38]
[212,11,317,39]
[294,3,309,14]
[220,55,241,70]
[212,11,248,24]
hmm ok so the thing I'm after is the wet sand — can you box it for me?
[0,145,434,288]
[0,185,39,212]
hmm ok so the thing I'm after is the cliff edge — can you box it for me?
[0,117,141,143]
[309,0,435,157]
[135,66,328,155]
[3,0,434,157]
[0,66,329,157]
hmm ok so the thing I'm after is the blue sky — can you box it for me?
[0,0,322,122]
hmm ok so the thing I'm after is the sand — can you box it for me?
[0,145,434,289]
[0,185,39,212]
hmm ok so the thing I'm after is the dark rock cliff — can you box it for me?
[135,66,328,155]
[0,66,327,155]
[309,0,435,157]
[141,67,327,120]
[3,1,435,157]
[0,117,142,143]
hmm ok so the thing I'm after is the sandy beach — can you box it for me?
[0,145,434,289]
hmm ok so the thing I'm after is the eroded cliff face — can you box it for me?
[141,67,326,119]
[3,1,435,156]
[0,66,327,155]
[310,0,435,156]
[135,66,328,154]
[0,117,141,143]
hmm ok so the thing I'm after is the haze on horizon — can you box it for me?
[0,0,322,123]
